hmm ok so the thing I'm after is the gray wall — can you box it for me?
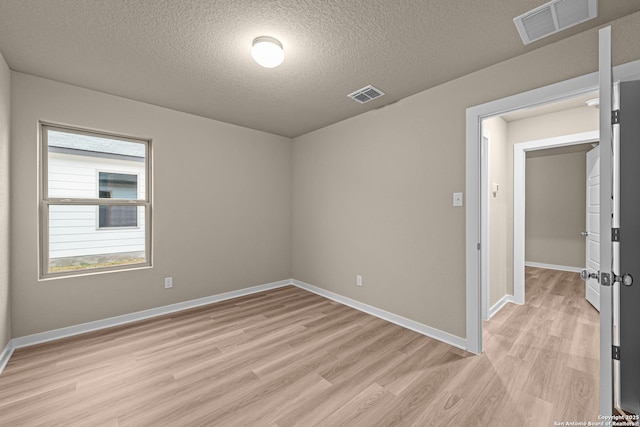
[5,11,640,342]
[509,105,598,272]
[11,73,292,337]
[292,12,640,338]
[0,52,10,351]
[526,148,590,268]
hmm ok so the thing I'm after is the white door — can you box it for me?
[585,145,600,310]
[598,25,614,417]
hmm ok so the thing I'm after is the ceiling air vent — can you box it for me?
[514,0,597,45]
[347,85,385,104]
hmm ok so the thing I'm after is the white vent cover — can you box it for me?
[347,85,385,104]
[514,0,597,45]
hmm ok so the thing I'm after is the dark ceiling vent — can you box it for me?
[347,85,385,104]
[514,0,597,45]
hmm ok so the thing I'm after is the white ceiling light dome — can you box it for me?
[586,97,600,108]
[251,36,284,68]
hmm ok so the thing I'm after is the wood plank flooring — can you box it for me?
[0,267,599,426]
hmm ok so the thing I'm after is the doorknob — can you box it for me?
[590,271,633,287]
[581,231,589,237]
[615,273,633,287]
[581,269,598,282]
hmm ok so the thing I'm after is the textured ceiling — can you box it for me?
[0,1,639,138]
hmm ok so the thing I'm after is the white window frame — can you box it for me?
[40,123,152,279]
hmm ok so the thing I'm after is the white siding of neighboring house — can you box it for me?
[48,151,145,259]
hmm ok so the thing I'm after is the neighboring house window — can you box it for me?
[40,123,152,278]
[98,172,138,228]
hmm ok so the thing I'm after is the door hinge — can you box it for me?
[612,109,620,124]
[477,243,481,250]
[612,228,620,242]
[613,345,620,360]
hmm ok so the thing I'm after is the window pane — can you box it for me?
[98,171,138,228]
[99,172,138,200]
[48,204,146,273]
[47,130,145,199]
[99,205,138,228]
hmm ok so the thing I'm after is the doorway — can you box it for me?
[466,43,640,417]
[465,71,601,355]
[512,128,600,311]
[466,58,640,356]
[480,93,600,323]
[477,94,603,424]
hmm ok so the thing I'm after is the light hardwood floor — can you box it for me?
[0,267,599,426]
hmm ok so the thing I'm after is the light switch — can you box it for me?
[453,192,463,207]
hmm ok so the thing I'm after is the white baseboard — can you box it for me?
[291,279,467,351]
[11,279,291,351]
[0,339,15,373]
[2,276,471,375]
[525,262,582,273]
[488,294,517,319]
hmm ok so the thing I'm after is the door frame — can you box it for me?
[465,58,640,355]
[512,131,600,308]
[481,134,490,321]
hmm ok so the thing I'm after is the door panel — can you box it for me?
[618,79,640,415]
[586,146,600,310]
[598,25,614,417]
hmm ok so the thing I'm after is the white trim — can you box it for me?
[524,261,582,273]
[598,26,614,416]
[513,131,599,306]
[1,277,471,375]
[481,135,490,321]
[12,279,291,349]
[466,58,640,355]
[0,340,15,373]
[488,294,517,319]
[513,131,598,152]
[292,279,467,351]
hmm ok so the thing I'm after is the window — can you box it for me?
[98,172,138,228]
[40,124,151,277]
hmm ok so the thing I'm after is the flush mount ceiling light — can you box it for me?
[251,36,284,68]
[586,97,600,108]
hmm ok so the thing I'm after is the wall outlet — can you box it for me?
[356,275,363,286]
[164,277,173,289]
